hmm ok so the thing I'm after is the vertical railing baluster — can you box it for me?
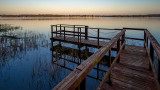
[144,30,146,48]
[64,27,65,40]
[98,29,99,48]
[117,38,120,63]
[51,25,53,48]
[51,25,53,39]
[122,32,125,49]
[80,78,86,90]
[149,42,154,70]
[158,59,160,83]
[97,63,99,79]
[80,28,81,43]
[78,27,79,43]
[56,25,57,37]
[147,37,148,47]
[109,49,111,85]
[60,25,61,36]
[74,25,75,37]
[150,43,154,61]
[85,26,88,40]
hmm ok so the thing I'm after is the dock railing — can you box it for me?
[98,28,160,89]
[144,29,160,84]
[51,25,160,89]
[123,28,160,84]
[52,28,126,90]
[51,24,121,47]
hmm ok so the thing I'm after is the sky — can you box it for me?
[0,0,160,15]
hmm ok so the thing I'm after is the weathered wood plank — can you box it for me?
[103,45,159,90]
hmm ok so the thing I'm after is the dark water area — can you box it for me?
[0,17,160,90]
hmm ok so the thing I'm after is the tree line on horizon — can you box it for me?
[0,14,160,17]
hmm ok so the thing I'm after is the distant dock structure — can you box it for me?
[50,24,160,90]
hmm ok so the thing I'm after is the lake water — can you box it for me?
[0,17,160,90]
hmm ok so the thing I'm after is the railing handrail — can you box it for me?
[145,29,160,60]
[123,27,146,31]
[53,29,126,90]
[97,41,125,90]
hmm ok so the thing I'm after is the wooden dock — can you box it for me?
[103,45,158,90]
[51,24,160,90]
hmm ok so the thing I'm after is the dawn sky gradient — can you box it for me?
[0,0,160,15]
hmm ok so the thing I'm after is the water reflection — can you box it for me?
[0,24,51,90]
[0,24,111,90]
[1,17,160,89]
[50,41,115,89]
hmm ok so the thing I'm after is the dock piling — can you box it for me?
[85,26,88,40]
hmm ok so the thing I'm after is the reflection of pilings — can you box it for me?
[51,45,91,60]
[52,55,107,73]
[52,61,104,81]
[51,44,115,66]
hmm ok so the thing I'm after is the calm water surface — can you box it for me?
[0,17,160,90]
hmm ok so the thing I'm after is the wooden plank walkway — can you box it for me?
[51,36,117,49]
[103,45,159,90]
[51,25,160,90]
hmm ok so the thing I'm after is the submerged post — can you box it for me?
[85,26,88,40]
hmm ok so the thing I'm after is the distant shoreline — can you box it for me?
[0,14,160,17]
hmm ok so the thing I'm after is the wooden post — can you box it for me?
[150,43,154,61]
[51,25,53,47]
[122,33,125,49]
[64,54,66,67]
[147,37,148,47]
[80,28,81,43]
[117,39,120,63]
[80,78,86,90]
[60,25,61,36]
[109,49,111,85]
[97,63,99,79]
[78,28,79,43]
[74,25,75,37]
[64,27,65,40]
[144,31,146,48]
[51,25,53,38]
[149,42,154,70]
[56,25,57,37]
[109,49,111,66]
[98,29,99,48]
[85,26,88,40]
[158,59,160,83]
